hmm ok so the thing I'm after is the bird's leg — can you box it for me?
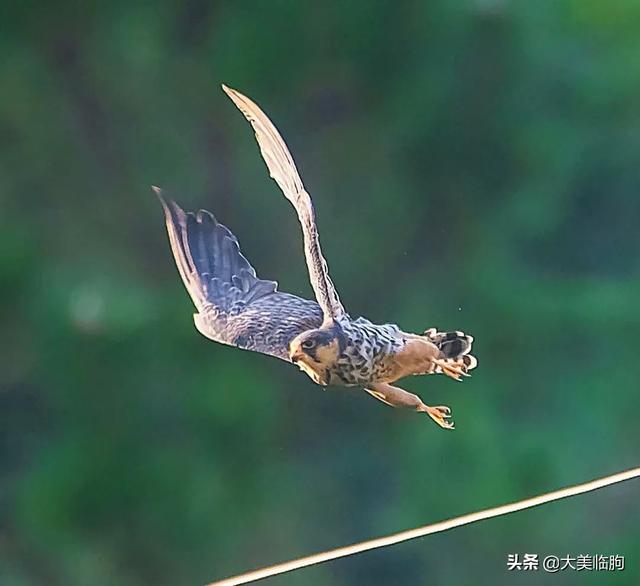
[364,382,454,429]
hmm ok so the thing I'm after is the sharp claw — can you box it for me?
[433,358,471,382]
[423,405,455,429]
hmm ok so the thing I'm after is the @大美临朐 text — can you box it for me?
[507,553,625,572]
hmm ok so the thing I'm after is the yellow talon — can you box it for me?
[420,404,455,429]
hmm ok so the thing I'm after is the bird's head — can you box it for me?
[289,327,344,385]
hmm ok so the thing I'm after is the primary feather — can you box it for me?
[156,188,322,360]
[222,84,346,325]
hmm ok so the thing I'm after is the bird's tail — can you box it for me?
[424,328,478,374]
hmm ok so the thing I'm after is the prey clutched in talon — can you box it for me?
[419,404,455,429]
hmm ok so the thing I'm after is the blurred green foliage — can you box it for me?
[1,1,639,585]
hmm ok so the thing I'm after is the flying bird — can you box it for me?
[156,85,477,429]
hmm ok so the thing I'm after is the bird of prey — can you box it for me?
[156,84,477,429]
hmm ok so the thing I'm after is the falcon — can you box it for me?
[156,85,477,429]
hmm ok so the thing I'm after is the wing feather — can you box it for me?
[156,189,322,360]
[222,84,346,324]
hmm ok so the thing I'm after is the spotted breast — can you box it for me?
[328,317,406,386]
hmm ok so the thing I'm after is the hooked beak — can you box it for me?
[290,349,305,363]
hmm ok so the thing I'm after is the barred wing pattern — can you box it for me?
[157,189,323,361]
[222,84,346,325]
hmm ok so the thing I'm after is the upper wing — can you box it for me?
[156,188,323,361]
[222,84,346,325]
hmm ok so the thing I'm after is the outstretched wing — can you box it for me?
[156,188,323,361]
[222,84,346,325]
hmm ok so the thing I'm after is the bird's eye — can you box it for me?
[301,339,316,350]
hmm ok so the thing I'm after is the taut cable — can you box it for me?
[206,466,640,586]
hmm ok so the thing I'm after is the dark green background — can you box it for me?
[1,1,638,585]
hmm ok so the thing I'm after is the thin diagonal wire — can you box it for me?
[206,466,640,586]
